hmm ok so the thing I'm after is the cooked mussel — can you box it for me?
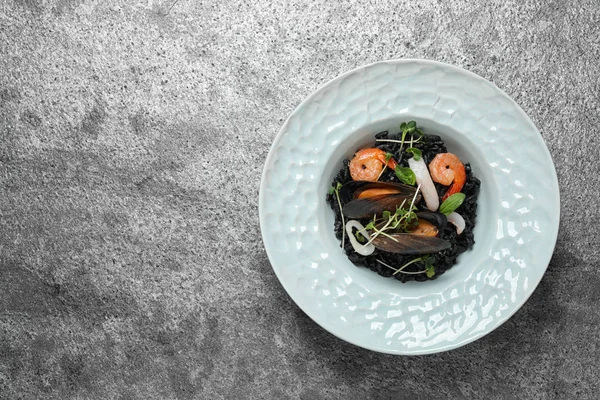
[339,180,418,203]
[369,211,449,254]
[409,219,438,237]
[415,211,448,233]
[373,211,446,235]
[340,181,421,219]
[371,234,451,255]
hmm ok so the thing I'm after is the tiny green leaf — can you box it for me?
[328,187,335,195]
[336,182,343,191]
[406,147,422,161]
[382,210,391,220]
[439,193,466,215]
[407,121,417,129]
[400,122,407,130]
[416,128,424,136]
[395,166,416,186]
[364,221,375,230]
[355,230,365,243]
[384,152,392,162]
[426,264,436,278]
[422,255,434,264]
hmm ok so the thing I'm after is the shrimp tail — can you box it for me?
[442,168,466,201]
[376,153,398,169]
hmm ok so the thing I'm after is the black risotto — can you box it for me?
[326,129,480,282]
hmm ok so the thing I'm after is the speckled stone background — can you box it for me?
[1,0,599,399]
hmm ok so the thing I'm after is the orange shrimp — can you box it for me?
[428,152,466,201]
[349,148,398,182]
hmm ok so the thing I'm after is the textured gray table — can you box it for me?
[1,1,599,399]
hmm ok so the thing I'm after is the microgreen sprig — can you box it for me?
[328,182,346,249]
[360,207,402,249]
[406,147,422,161]
[354,230,366,243]
[425,262,436,278]
[375,120,425,149]
[376,255,436,277]
[361,184,422,247]
[396,255,434,276]
[399,121,424,154]
[376,152,393,181]
[392,256,428,276]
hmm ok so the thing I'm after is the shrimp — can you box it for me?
[349,148,398,182]
[428,153,466,201]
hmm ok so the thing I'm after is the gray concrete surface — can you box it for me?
[1,0,599,399]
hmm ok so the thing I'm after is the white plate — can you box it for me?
[259,60,560,355]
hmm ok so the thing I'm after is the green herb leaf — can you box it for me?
[407,120,417,129]
[355,230,365,243]
[382,210,391,220]
[364,221,375,230]
[328,187,335,195]
[425,264,436,278]
[416,128,424,136]
[384,152,392,162]
[395,166,416,186]
[421,255,433,264]
[439,193,466,215]
[406,147,422,161]
[336,182,343,191]
[400,122,407,130]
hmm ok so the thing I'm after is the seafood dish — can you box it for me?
[326,121,480,282]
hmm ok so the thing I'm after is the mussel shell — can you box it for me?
[374,211,446,234]
[416,211,448,232]
[371,234,451,255]
[342,193,422,219]
[339,181,418,204]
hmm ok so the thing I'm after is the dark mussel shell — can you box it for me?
[343,194,422,219]
[371,234,451,255]
[415,211,448,232]
[339,181,418,204]
[340,181,421,219]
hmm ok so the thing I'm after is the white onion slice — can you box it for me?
[408,157,439,211]
[345,220,375,256]
[447,211,466,234]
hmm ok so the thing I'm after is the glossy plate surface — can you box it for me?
[259,59,560,355]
